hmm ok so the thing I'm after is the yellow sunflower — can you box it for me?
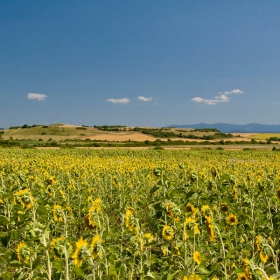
[72,238,90,267]
[185,275,202,280]
[238,272,249,280]
[255,235,262,252]
[184,217,200,237]
[201,205,212,218]
[16,242,30,264]
[226,214,238,226]
[205,217,215,242]
[193,251,202,265]
[125,207,136,232]
[53,205,64,222]
[162,225,174,240]
[13,189,33,209]
[90,234,103,259]
[185,203,198,218]
[260,251,269,263]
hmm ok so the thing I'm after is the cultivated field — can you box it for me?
[0,149,279,279]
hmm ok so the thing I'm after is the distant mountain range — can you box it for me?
[167,123,280,133]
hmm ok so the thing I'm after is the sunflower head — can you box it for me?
[193,251,202,265]
[16,242,30,264]
[220,203,229,213]
[91,234,103,259]
[162,225,174,240]
[226,214,238,226]
[201,205,212,218]
[125,207,136,232]
[53,205,64,222]
[72,238,90,267]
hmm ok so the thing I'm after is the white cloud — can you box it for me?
[191,89,243,105]
[107,98,130,104]
[138,96,153,102]
[27,93,47,101]
[191,97,204,103]
[223,89,243,95]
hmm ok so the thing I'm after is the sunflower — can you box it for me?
[125,207,136,232]
[255,235,262,252]
[193,251,202,265]
[233,187,238,200]
[90,234,103,259]
[143,233,154,244]
[220,202,229,213]
[185,203,198,218]
[242,258,252,279]
[90,198,102,213]
[205,217,215,242]
[16,242,30,264]
[184,217,200,237]
[72,238,90,267]
[226,214,238,226]
[185,275,202,280]
[53,205,64,222]
[238,273,250,280]
[260,251,269,263]
[162,225,174,240]
[13,189,33,209]
[201,205,212,218]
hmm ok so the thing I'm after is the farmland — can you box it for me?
[1,124,279,150]
[0,148,280,279]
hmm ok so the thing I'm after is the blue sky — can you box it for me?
[1,1,280,128]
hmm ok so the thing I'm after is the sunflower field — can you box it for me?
[0,148,280,280]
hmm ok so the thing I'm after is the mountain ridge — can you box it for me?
[167,123,280,133]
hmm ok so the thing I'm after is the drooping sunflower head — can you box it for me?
[260,251,269,263]
[53,205,64,222]
[193,251,202,265]
[205,217,215,242]
[90,234,103,259]
[220,202,229,213]
[255,235,262,252]
[90,198,102,213]
[72,238,90,267]
[125,207,136,232]
[237,272,249,280]
[13,189,33,209]
[16,242,30,264]
[201,205,212,218]
[226,213,238,226]
[162,225,174,240]
[184,217,200,235]
[143,233,154,244]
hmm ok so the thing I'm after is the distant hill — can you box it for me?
[167,123,280,133]
[0,128,4,130]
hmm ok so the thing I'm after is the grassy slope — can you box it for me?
[2,124,101,141]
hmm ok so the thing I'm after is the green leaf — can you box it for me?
[0,215,9,226]
[162,270,179,280]
[196,265,210,275]
[72,266,85,277]
[52,259,64,272]
[0,272,13,280]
